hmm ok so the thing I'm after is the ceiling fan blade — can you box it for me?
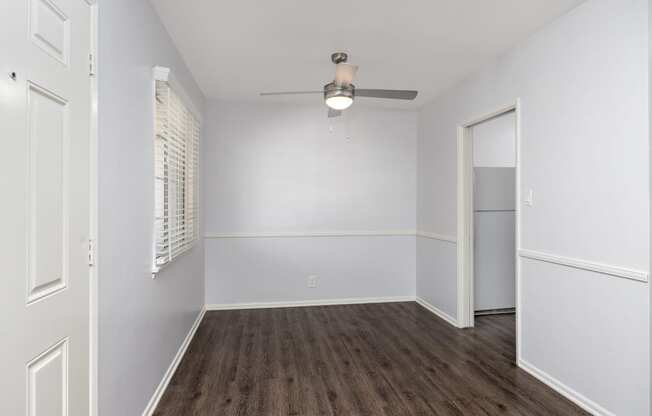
[328,108,342,118]
[355,89,418,100]
[260,90,323,96]
[334,63,358,86]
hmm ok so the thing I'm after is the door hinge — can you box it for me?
[89,53,96,77]
[88,239,96,267]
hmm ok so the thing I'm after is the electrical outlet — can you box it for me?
[307,275,318,288]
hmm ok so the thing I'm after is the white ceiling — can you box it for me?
[151,0,585,109]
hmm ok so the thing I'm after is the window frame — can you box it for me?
[151,66,201,276]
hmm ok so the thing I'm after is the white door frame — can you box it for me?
[456,99,521,358]
[88,1,99,415]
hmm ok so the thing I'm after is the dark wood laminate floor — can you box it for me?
[154,302,588,416]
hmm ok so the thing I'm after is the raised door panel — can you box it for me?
[30,0,70,65]
[27,338,68,416]
[27,82,69,304]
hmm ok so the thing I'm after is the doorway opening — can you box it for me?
[456,102,521,361]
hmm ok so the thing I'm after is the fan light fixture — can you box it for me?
[326,95,353,110]
[324,82,354,110]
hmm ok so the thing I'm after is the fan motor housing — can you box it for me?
[324,82,354,101]
[331,52,348,64]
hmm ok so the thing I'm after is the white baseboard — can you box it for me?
[142,307,206,416]
[206,296,415,311]
[415,297,460,328]
[517,358,614,416]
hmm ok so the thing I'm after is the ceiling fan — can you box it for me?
[260,52,418,118]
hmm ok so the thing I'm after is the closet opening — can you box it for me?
[457,103,521,362]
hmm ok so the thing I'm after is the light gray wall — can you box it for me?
[520,259,648,411]
[416,238,457,316]
[98,1,205,415]
[206,236,415,305]
[417,0,649,414]
[204,101,417,305]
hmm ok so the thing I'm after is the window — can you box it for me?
[152,67,200,273]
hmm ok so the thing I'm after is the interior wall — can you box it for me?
[473,113,516,312]
[417,0,649,414]
[472,112,516,168]
[97,1,205,415]
[203,101,417,306]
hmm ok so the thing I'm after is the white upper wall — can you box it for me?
[204,101,417,233]
[98,1,205,415]
[419,0,648,269]
[417,0,648,414]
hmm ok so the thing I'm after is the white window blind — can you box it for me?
[153,67,200,273]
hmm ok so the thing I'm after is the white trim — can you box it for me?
[150,70,159,278]
[518,359,614,416]
[456,122,475,328]
[514,100,523,363]
[415,297,460,328]
[206,296,414,311]
[142,307,206,416]
[462,103,520,128]
[519,249,649,283]
[205,230,417,239]
[152,66,201,121]
[415,231,457,243]
[152,66,170,82]
[88,2,99,415]
[456,101,521,358]
[204,230,457,240]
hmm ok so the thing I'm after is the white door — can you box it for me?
[0,0,92,415]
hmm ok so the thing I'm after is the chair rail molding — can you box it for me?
[204,230,417,239]
[415,231,457,244]
[205,230,456,243]
[518,249,648,283]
